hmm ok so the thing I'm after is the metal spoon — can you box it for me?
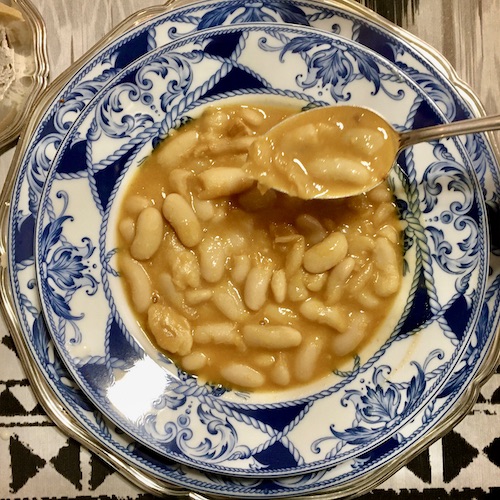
[244,106,500,199]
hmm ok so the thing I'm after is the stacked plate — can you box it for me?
[0,0,48,150]
[1,0,499,498]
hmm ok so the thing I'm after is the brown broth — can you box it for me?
[116,104,403,392]
[245,105,400,199]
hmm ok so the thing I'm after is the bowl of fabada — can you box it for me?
[33,23,489,477]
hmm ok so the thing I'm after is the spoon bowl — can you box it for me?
[244,106,500,199]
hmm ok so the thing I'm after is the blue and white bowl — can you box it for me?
[3,0,499,496]
[32,22,488,477]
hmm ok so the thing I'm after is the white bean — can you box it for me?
[281,123,318,150]
[300,299,348,332]
[347,262,374,294]
[287,271,309,302]
[254,353,276,368]
[220,363,265,388]
[157,129,199,170]
[198,167,253,199]
[285,236,305,277]
[120,255,152,313]
[262,304,297,325]
[374,202,397,227]
[271,354,290,386]
[347,235,375,257]
[207,135,255,155]
[274,233,301,244]
[169,169,193,199]
[212,282,249,322]
[162,193,202,248]
[118,217,135,244]
[124,195,150,215]
[294,337,323,382]
[357,290,381,309]
[343,127,385,156]
[303,232,348,274]
[378,224,400,244]
[198,236,226,283]
[192,197,215,221]
[374,236,399,269]
[330,312,367,357]
[244,265,273,311]
[367,183,393,203]
[271,269,287,303]
[185,288,213,305]
[325,256,355,304]
[130,206,164,260]
[231,254,251,284]
[305,272,328,292]
[374,268,401,297]
[182,352,207,371]
[193,323,240,346]
[307,156,371,186]
[373,237,401,297]
[295,214,326,245]
[243,325,302,349]
[239,107,265,127]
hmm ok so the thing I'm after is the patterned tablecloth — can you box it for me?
[0,0,499,498]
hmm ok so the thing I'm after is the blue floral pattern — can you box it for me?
[39,206,97,311]
[33,24,488,476]
[5,0,499,495]
[316,351,443,456]
[280,35,395,101]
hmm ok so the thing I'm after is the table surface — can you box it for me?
[0,0,499,499]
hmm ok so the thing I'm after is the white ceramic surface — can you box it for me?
[35,22,487,476]
[0,0,48,150]
[2,0,499,497]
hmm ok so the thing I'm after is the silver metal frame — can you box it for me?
[0,0,49,151]
[0,1,498,498]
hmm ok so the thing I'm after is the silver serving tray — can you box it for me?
[0,0,498,498]
[0,0,49,151]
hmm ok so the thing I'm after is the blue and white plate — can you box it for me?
[33,23,488,476]
[3,0,499,496]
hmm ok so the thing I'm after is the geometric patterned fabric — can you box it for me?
[0,0,499,498]
[1,329,499,498]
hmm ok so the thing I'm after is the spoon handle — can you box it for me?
[399,114,500,150]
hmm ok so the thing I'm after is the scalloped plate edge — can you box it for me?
[0,0,498,498]
[0,0,49,151]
